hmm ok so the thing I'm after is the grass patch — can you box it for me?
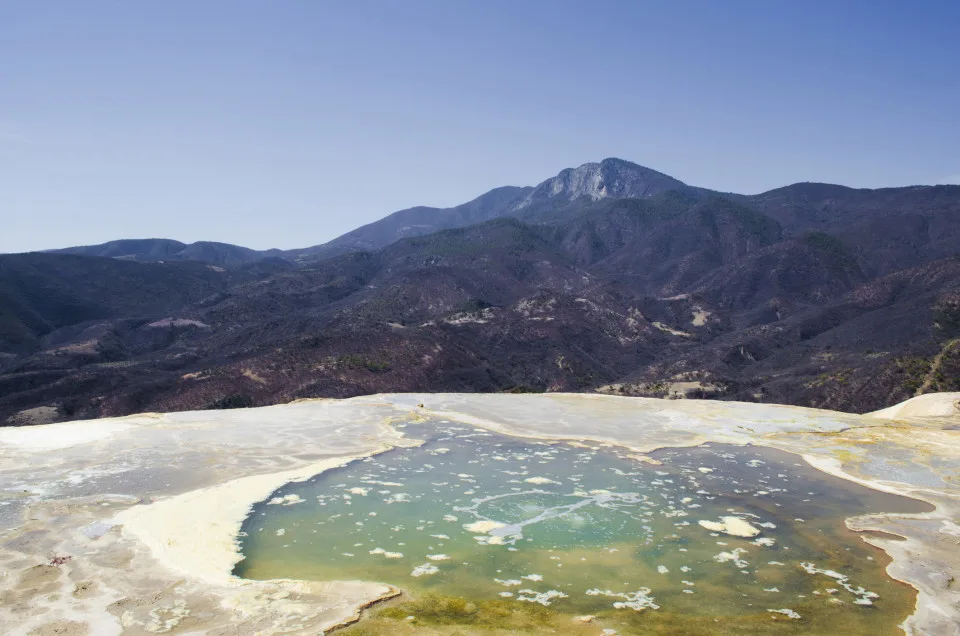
[336,354,391,373]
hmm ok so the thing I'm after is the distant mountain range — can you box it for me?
[45,159,705,264]
[2,158,958,426]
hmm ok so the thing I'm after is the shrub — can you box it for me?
[207,394,253,410]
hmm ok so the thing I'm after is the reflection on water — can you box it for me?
[235,421,929,634]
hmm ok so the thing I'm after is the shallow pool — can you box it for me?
[235,420,930,634]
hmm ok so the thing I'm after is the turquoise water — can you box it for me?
[235,420,928,633]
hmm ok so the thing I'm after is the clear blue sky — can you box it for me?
[2,1,958,253]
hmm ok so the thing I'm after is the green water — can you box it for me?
[235,421,929,634]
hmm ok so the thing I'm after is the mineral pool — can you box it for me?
[235,421,931,634]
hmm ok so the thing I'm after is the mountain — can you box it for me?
[2,161,958,426]
[33,161,960,274]
[284,158,704,261]
[515,157,697,208]
[36,159,700,267]
[0,253,278,355]
[749,182,960,277]
[284,186,534,262]
[50,238,279,268]
[39,159,695,266]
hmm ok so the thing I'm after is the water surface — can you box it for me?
[235,420,929,634]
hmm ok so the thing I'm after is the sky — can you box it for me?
[2,1,959,253]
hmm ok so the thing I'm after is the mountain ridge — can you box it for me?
[29,159,959,267]
[3,158,957,426]
[1,178,957,425]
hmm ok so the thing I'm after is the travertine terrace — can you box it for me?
[1,393,958,635]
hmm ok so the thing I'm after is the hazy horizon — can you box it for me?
[3,1,959,253]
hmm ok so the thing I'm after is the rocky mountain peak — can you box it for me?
[516,158,691,209]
